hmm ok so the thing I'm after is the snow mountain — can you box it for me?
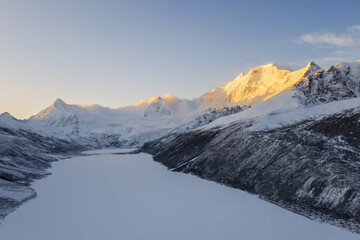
[200,61,322,108]
[144,97,172,117]
[141,60,360,232]
[0,112,84,220]
[2,60,360,233]
[25,61,323,148]
[295,62,360,106]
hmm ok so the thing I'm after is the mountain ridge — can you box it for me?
[1,60,360,233]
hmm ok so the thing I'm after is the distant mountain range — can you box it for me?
[5,60,323,148]
[1,60,360,232]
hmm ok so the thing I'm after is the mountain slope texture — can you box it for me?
[1,60,360,233]
[141,61,360,232]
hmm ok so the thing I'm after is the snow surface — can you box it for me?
[0,151,358,240]
[25,95,203,146]
[202,90,360,132]
[200,61,320,109]
[0,112,32,130]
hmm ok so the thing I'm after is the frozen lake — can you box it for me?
[0,151,358,240]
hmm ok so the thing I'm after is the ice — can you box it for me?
[0,152,358,240]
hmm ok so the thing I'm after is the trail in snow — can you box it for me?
[0,151,358,240]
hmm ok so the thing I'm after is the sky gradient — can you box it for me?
[1,0,360,119]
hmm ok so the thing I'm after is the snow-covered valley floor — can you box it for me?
[0,150,358,240]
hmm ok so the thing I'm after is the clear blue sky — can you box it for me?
[1,0,360,118]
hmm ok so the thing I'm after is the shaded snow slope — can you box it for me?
[202,93,360,132]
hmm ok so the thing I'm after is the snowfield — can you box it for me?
[0,150,358,240]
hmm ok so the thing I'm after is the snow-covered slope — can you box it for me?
[27,60,360,149]
[200,62,321,108]
[0,112,83,220]
[25,61,324,148]
[26,95,202,148]
[199,61,360,132]
[25,60,360,150]
[141,61,360,233]
[2,60,360,232]
[144,97,172,117]
[0,112,32,130]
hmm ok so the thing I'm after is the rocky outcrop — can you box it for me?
[295,62,360,106]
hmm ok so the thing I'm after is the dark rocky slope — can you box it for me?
[141,107,360,232]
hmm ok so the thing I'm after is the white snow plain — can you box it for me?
[0,151,358,240]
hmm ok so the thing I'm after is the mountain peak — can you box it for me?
[0,112,17,121]
[306,61,320,69]
[54,98,66,106]
[52,98,69,110]
[144,96,172,117]
[1,112,11,117]
[153,96,163,103]
[201,61,324,109]
[303,61,322,77]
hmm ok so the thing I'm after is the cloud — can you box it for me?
[299,24,360,47]
[300,33,354,46]
[348,25,360,32]
[334,50,352,55]
[313,57,346,65]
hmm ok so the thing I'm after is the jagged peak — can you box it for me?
[306,61,319,69]
[152,96,163,103]
[303,61,322,76]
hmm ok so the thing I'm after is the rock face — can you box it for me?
[141,107,360,232]
[295,62,360,106]
[0,114,85,220]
